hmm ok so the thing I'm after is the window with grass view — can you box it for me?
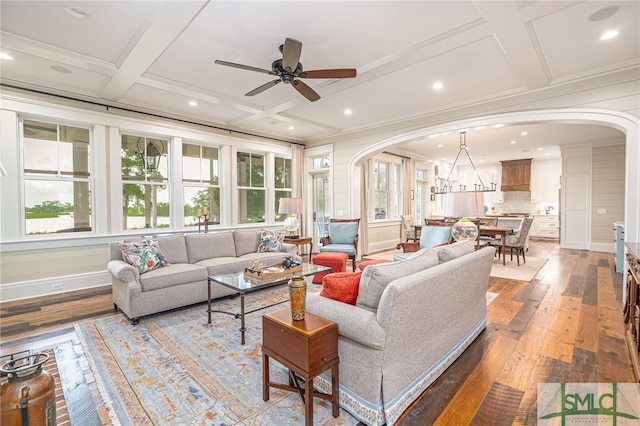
[237,151,265,223]
[274,156,292,222]
[183,143,220,228]
[121,134,169,230]
[23,119,92,235]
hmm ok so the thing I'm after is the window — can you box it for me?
[415,168,429,222]
[374,162,388,219]
[121,134,169,230]
[183,143,220,227]
[237,151,265,223]
[23,119,92,235]
[274,156,292,221]
[370,160,402,220]
[373,160,402,220]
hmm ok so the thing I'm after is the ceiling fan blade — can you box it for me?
[299,69,357,79]
[292,79,320,102]
[282,37,302,72]
[215,60,275,75]
[245,79,281,96]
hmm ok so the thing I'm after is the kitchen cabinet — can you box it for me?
[501,159,532,191]
[531,215,559,239]
[530,162,561,203]
[623,242,640,381]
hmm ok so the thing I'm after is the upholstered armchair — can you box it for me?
[319,218,360,270]
[394,225,452,261]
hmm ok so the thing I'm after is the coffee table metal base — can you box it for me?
[207,279,287,345]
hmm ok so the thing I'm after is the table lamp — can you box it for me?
[278,197,303,238]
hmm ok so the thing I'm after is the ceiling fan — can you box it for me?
[215,37,357,102]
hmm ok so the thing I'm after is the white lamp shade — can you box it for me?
[278,198,303,214]
[444,192,485,218]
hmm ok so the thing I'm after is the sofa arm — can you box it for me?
[107,259,140,283]
[306,293,386,349]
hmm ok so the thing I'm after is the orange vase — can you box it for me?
[288,275,307,320]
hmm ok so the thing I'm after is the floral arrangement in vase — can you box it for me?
[544,205,554,214]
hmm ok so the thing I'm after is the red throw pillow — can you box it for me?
[320,272,362,305]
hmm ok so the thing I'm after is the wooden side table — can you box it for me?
[262,308,339,425]
[284,236,313,262]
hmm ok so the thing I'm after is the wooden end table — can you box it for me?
[262,307,339,425]
[284,236,313,262]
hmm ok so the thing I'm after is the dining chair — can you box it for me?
[496,217,534,265]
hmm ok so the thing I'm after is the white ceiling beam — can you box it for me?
[99,1,208,101]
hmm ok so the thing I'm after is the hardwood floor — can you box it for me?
[0,239,635,425]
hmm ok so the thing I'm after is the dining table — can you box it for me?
[477,226,516,265]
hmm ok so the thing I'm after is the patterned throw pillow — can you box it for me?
[120,238,169,273]
[320,272,362,305]
[257,229,285,253]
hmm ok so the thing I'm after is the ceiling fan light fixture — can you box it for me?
[215,37,356,102]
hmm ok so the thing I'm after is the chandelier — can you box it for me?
[432,132,497,194]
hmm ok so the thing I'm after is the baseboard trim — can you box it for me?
[589,242,614,253]
[0,271,111,302]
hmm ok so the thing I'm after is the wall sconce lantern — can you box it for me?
[137,138,166,173]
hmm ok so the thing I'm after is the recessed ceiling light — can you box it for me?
[65,5,91,19]
[428,134,439,138]
[188,101,198,107]
[0,52,14,60]
[600,30,619,40]
[588,6,620,22]
[521,131,528,136]
[288,125,295,130]
[50,65,72,74]
[437,144,444,148]
[343,108,352,115]
[492,124,504,128]
[432,81,444,91]
[510,140,517,144]
[473,126,486,131]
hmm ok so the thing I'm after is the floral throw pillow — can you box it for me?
[120,238,169,273]
[257,229,285,253]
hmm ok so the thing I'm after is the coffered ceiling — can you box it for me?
[1,1,637,164]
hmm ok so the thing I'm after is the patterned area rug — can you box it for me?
[490,256,548,281]
[75,284,359,426]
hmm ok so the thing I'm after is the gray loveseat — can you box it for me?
[107,229,300,323]
[306,240,495,426]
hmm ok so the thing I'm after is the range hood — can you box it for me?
[500,159,532,191]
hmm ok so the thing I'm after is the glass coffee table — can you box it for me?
[207,262,331,345]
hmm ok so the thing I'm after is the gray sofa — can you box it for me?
[107,229,300,322]
[306,240,495,426]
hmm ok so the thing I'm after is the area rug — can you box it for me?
[490,256,548,281]
[75,285,359,426]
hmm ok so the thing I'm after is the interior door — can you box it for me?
[312,172,330,250]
